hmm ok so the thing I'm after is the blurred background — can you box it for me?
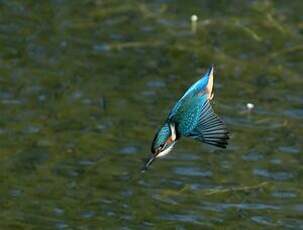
[0,0,302,229]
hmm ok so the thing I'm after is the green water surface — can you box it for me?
[0,0,302,229]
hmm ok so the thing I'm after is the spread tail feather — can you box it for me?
[188,101,229,148]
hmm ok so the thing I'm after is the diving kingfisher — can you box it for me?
[142,65,229,171]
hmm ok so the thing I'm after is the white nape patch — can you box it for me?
[156,143,175,158]
[207,67,214,100]
[169,123,176,141]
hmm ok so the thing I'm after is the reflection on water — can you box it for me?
[0,0,302,229]
[174,167,212,177]
[253,168,294,181]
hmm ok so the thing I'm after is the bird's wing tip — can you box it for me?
[208,64,214,75]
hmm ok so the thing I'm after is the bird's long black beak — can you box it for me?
[141,156,156,172]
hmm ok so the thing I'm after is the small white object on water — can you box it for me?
[246,103,255,111]
[190,14,198,33]
[191,14,198,22]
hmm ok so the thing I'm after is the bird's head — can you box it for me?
[151,122,177,157]
[142,122,177,171]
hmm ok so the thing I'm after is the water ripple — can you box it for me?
[201,202,280,212]
[251,216,276,226]
[159,213,205,225]
[253,168,295,181]
[272,191,297,198]
[242,151,264,161]
[119,145,139,155]
[174,167,212,177]
[278,146,299,154]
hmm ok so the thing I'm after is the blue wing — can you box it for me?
[187,100,229,148]
[171,95,229,148]
[169,65,213,119]
[172,95,208,136]
[168,65,229,148]
[181,65,213,99]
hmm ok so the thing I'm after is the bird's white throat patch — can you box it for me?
[169,123,176,141]
[157,143,175,158]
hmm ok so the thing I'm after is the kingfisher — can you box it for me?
[142,65,229,171]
